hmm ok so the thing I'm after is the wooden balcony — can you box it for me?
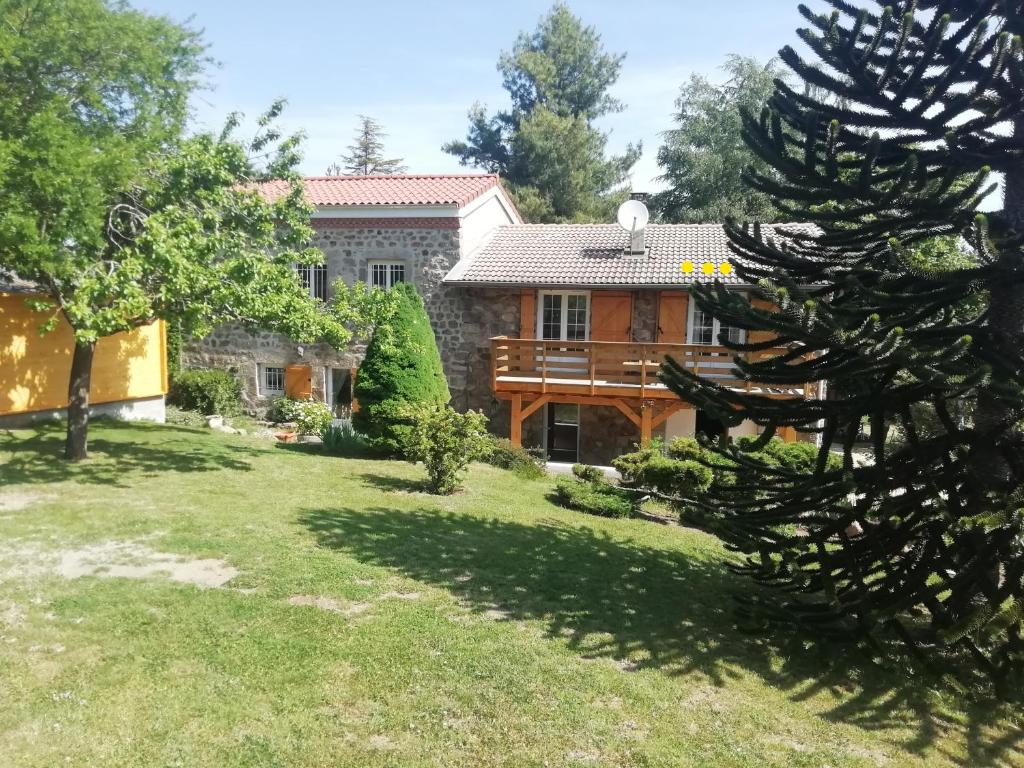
[490,336,815,448]
[490,337,812,401]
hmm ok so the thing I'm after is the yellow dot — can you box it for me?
[702,261,715,275]
[720,262,734,275]
[681,260,694,274]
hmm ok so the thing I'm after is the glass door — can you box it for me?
[546,403,580,463]
[687,301,744,377]
[538,291,589,372]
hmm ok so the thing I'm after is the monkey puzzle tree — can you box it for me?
[661,0,1024,693]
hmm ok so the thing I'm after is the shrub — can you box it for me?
[293,400,334,437]
[322,420,369,456]
[482,436,546,480]
[614,447,713,499]
[405,405,489,494]
[553,477,633,519]
[266,396,300,423]
[353,283,450,455]
[572,463,604,483]
[168,368,242,416]
[267,397,334,437]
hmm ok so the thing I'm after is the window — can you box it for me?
[688,303,745,346]
[538,291,590,341]
[369,261,406,290]
[260,365,285,396]
[295,263,328,301]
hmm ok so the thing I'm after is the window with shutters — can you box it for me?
[538,291,590,341]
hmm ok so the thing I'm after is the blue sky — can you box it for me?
[131,0,809,191]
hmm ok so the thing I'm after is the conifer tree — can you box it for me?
[661,0,1024,693]
[352,283,449,455]
[327,115,407,176]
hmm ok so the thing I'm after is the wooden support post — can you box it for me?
[510,394,523,447]
[640,401,653,445]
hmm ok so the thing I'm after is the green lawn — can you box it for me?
[0,422,1020,767]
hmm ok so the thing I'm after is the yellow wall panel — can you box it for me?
[0,293,167,416]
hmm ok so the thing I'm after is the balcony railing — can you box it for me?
[489,336,814,400]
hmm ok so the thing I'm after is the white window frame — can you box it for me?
[686,296,746,346]
[259,364,285,396]
[295,262,328,301]
[368,260,406,290]
[537,290,591,342]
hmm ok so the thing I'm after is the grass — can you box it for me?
[0,421,1020,767]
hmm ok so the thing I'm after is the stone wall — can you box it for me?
[183,235,675,463]
[182,223,469,412]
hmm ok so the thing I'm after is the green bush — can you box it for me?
[482,436,546,480]
[613,447,713,499]
[267,397,334,437]
[322,421,369,456]
[353,283,450,455]
[167,368,242,416]
[553,477,633,519]
[572,463,604,483]
[405,405,490,494]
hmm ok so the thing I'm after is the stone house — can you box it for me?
[184,173,820,465]
[182,173,521,414]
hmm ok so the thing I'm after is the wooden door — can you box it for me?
[284,364,313,399]
[590,291,633,342]
[656,291,689,343]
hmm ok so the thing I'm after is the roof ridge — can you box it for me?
[301,173,499,181]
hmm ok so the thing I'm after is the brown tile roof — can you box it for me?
[259,174,502,207]
[444,223,818,287]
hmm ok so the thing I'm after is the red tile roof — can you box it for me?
[260,174,502,208]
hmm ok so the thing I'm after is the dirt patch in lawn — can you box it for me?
[287,595,371,616]
[0,491,49,513]
[0,538,238,588]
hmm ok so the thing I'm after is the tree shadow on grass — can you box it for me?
[0,421,258,487]
[357,472,425,494]
[298,505,1023,767]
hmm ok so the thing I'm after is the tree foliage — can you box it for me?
[661,0,1024,694]
[653,55,787,223]
[0,0,375,460]
[352,283,450,455]
[443,3,639,222]
[326,115,407,176]
[405,404,489,495]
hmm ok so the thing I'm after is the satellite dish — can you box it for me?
[617,199,650,233]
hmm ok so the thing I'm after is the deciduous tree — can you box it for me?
[0,1,373,460]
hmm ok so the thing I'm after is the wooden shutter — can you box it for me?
[656,291,689,343]
[285,364,313,399]
[590,291,633,342]
[748,297,778,345]
[519,290,536,339]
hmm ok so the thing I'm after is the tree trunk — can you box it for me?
[64,340,96,462]
[972,114,1024,490]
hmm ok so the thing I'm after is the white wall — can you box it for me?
[664,408,758,442]
[665,408,696,441]
[458,189,518,257]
